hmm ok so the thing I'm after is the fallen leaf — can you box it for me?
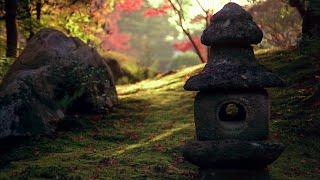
[153,143,166,152]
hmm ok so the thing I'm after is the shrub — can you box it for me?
[167,52,200,71]
[103,51,156,84]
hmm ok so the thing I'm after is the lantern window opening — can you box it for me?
[218,102,247,123]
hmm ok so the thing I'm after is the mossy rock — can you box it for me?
[0,28,118,139]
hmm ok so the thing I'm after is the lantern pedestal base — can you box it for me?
[183,140,284,168]
[199,168,270,180]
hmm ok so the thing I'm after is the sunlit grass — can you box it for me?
[117,64,203,96]
[114,123,192,156]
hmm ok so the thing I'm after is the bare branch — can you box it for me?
[195,0,208,14]
[166,0,206,63]
[167,0,184,29]
[176,0,186,21]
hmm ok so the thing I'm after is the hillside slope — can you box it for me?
[0,50,319,179]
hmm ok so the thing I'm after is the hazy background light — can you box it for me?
[190,0,251,15]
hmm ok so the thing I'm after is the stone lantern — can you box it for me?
[183,3,285,179]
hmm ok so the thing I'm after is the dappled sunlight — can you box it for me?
[113,123,192,156]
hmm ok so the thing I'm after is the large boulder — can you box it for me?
[0,28,118,139]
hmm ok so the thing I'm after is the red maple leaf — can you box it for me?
[173,41,194,52]
[116,0,144,12]
[143,4,171,17]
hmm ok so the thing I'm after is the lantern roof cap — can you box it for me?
[201,3,263,46]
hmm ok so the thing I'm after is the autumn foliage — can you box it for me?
[173,36,207,59]
[143,3,171,17]
[99,12,132,51]
[116,0,144,12]
[98,0,144,51]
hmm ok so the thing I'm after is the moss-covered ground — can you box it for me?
[0,49,319,179]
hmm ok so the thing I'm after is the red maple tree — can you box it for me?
[98,0,144,51]
[99,12,132,51]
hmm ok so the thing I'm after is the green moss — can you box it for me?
[103,51,156,84]
[17,164,82,179]
[0,57,15,83]
[0,49,319,179]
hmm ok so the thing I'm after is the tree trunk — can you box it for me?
[290,0,320,40]
[5,0,18,58]
[183,29,206,63]
[36,0,42,20]
[26,4,34,39]
[205,13,210,61]
[302,1,320,40]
